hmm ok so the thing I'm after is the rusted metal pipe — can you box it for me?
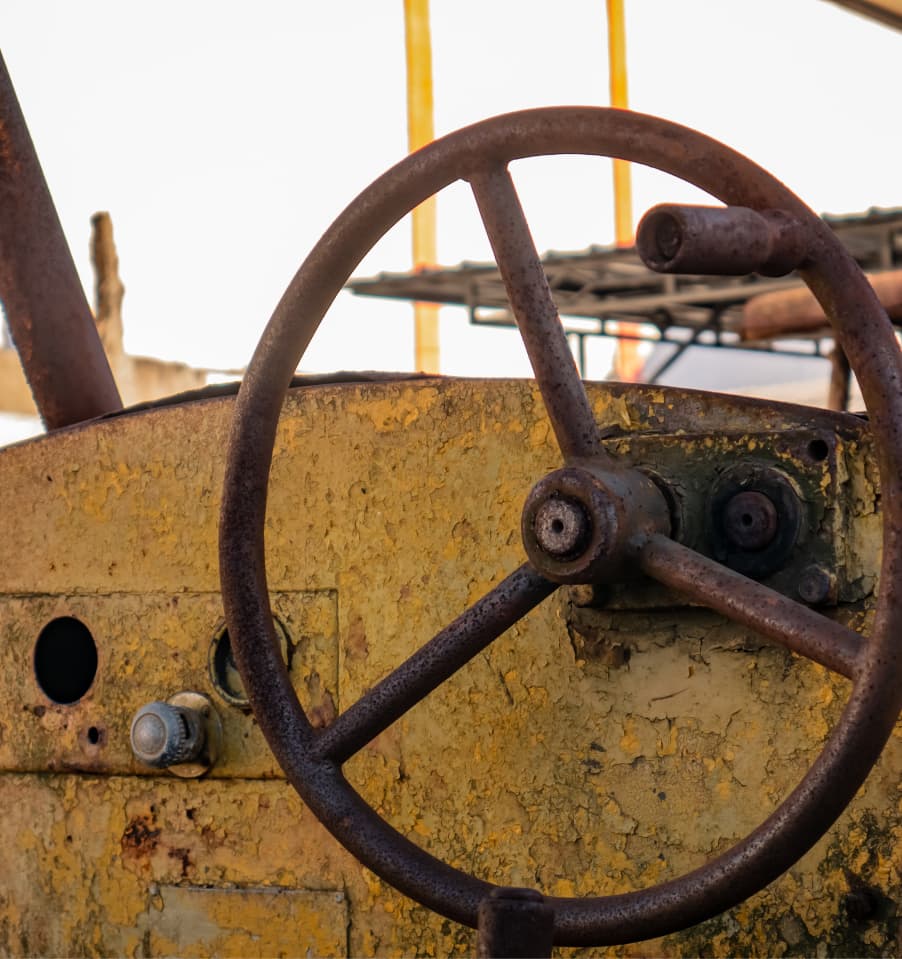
[637,532,861,679]
[741,268,902,341]
[637,204,809,277]
[312,564,556,765]
[469,166,605,462]
[0,53,122,428]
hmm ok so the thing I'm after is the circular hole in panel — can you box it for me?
[33,617,98,704]
[87,726,101,745]
[807,438,830,462]
[209,619,290,707]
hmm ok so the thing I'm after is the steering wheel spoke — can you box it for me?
[638,533,862,680]
[313,564,556,765]
[469,165,606,463]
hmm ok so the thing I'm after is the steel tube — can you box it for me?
[313,564,556,764]
[638,533,861,679]
[0,53,122,428]
[476,888,555,959]
[637,204,809,277]
[470,167,605,462]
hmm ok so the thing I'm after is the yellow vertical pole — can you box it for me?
[607,0,632,247]
[606,0,643,381]
[404,0,440,373]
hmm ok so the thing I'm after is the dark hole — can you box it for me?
[807,438,829,462]
[87,726,100,745]
[741,513,754,527]
[210,620,289,707]
[845,886,878,922]
[33,617,98,704]
[551,518,564,534]
[210,628,247,705]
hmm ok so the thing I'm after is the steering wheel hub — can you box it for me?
[521,464,670,583]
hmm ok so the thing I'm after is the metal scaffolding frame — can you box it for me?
[347,208,902,380]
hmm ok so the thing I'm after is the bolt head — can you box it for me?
[798,564,835,605]
[723,490,778,551]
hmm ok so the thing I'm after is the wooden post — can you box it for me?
[90,212,125,360]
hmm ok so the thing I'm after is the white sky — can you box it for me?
[2,0,901,399]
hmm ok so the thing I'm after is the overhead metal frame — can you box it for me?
[347,208,902,380]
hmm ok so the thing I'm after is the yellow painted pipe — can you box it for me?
[606,0,644,381]
[404,0,440,373]
[607,0,633,247]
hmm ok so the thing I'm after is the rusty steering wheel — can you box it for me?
[219,108,902,946]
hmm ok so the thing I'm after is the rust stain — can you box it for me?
[346,615,369,661]
[120,814,160,860]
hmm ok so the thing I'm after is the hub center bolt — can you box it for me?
[533,497,591,557]
[723,490,779,551]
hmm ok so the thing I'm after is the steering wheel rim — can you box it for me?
[219,107,902,946]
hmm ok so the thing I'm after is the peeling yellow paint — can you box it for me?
[0,378,894,956]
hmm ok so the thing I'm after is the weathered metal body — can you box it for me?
[215,107,902,951]
[1,50,900,952]
[0,376,898,956]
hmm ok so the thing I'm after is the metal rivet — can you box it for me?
[798,565,835,606]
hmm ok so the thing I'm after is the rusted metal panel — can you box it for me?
[0,378,896,954]
[0,590,338,778]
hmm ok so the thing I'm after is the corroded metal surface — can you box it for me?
[469,166,605,462]
[219,108,902,946]
[636,204,808,277]
[0,378,898,955]
[0,54,122,428]
[312,564,556,766]
[0,381,902,955]
[742,268,902,340]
